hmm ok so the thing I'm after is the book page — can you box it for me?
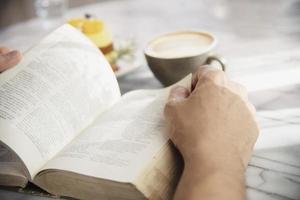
[0,142,29,187]
[39,75,191,182]
[0,25,121,177]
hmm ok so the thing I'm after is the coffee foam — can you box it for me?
[146,32,214,59]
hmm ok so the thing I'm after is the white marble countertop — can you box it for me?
[1,0,300,199]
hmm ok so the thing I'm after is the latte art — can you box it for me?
[146,32,214,59]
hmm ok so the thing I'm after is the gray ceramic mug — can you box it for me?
[144,31,226,86]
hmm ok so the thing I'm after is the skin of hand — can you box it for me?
[0,47,22,73]
[164,67,259,200]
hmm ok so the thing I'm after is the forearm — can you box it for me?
[173,160,246,200]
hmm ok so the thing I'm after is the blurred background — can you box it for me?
[0,0,108,29]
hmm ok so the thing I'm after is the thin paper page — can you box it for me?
[0,25,121,177]
[40,75,192,182]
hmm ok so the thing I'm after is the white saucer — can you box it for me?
[114,55,141,78]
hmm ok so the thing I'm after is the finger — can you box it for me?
[192,65,216,90]
[0,47,10,55]
[192,67,227,92]
[0,50,22,72]
[228,81,248,101]
[167,86,190,103]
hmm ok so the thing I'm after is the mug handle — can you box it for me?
[206,55,226,71]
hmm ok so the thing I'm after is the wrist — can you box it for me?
[188,166,246,199]
[178,157,246,200]
[183,143,246,175]
[185,157,245,179]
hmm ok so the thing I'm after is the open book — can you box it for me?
[0,25,191,200]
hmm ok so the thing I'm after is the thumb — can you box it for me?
[0,50,22,73]
[167,86,190,103]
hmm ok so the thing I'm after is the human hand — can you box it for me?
[0,47,22,73]
[164,67,259,172]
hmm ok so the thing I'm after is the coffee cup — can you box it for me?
[144,31,226,86]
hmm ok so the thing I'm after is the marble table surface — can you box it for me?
[1,0,300,199]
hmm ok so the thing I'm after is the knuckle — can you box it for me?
[205,70,224,80]
[199,70,226,86]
